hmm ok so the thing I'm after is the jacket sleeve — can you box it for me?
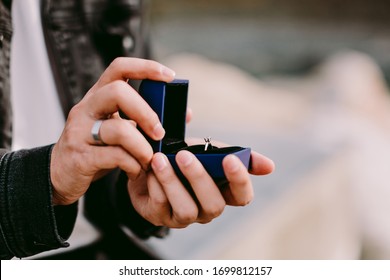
[0,145,77,259]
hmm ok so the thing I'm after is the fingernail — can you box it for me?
[225,155,240,173]
[152,153,168,172]
[177,151,193,167]
[161,66,176,79]
[153,123,165,139]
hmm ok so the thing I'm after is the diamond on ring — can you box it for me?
[204,137,211,151]
[91,120,106,145]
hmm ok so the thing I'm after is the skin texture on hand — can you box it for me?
[50,57,175,205]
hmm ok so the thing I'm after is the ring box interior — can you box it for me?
[138,79,251,186]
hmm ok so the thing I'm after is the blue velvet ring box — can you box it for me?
[138,79,251,186]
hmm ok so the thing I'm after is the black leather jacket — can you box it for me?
[0,0,165,259]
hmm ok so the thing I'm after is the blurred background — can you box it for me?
[141,0,390,259]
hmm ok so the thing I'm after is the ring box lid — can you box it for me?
[139,79,189,153]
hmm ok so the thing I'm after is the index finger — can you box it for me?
[87,80,165,140]
[97,57,176,87]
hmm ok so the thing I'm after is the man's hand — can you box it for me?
[50,57,176,205]
[128,143,274,228]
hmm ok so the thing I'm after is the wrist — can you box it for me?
[49,144,76,205]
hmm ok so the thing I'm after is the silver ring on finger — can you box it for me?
[91,120,106,146]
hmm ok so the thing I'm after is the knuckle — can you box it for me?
[109,80,128,96]
[203,202,225,219]
[67,103,84,121]
[151,194,169,207]
[61,124,83,149]
[110,57,126,70]
[232,184,254,206]
[173,206,198,224]
[144,212,161,226]
[104,83,129,109]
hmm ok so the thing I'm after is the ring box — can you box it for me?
[138,79,251,186]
